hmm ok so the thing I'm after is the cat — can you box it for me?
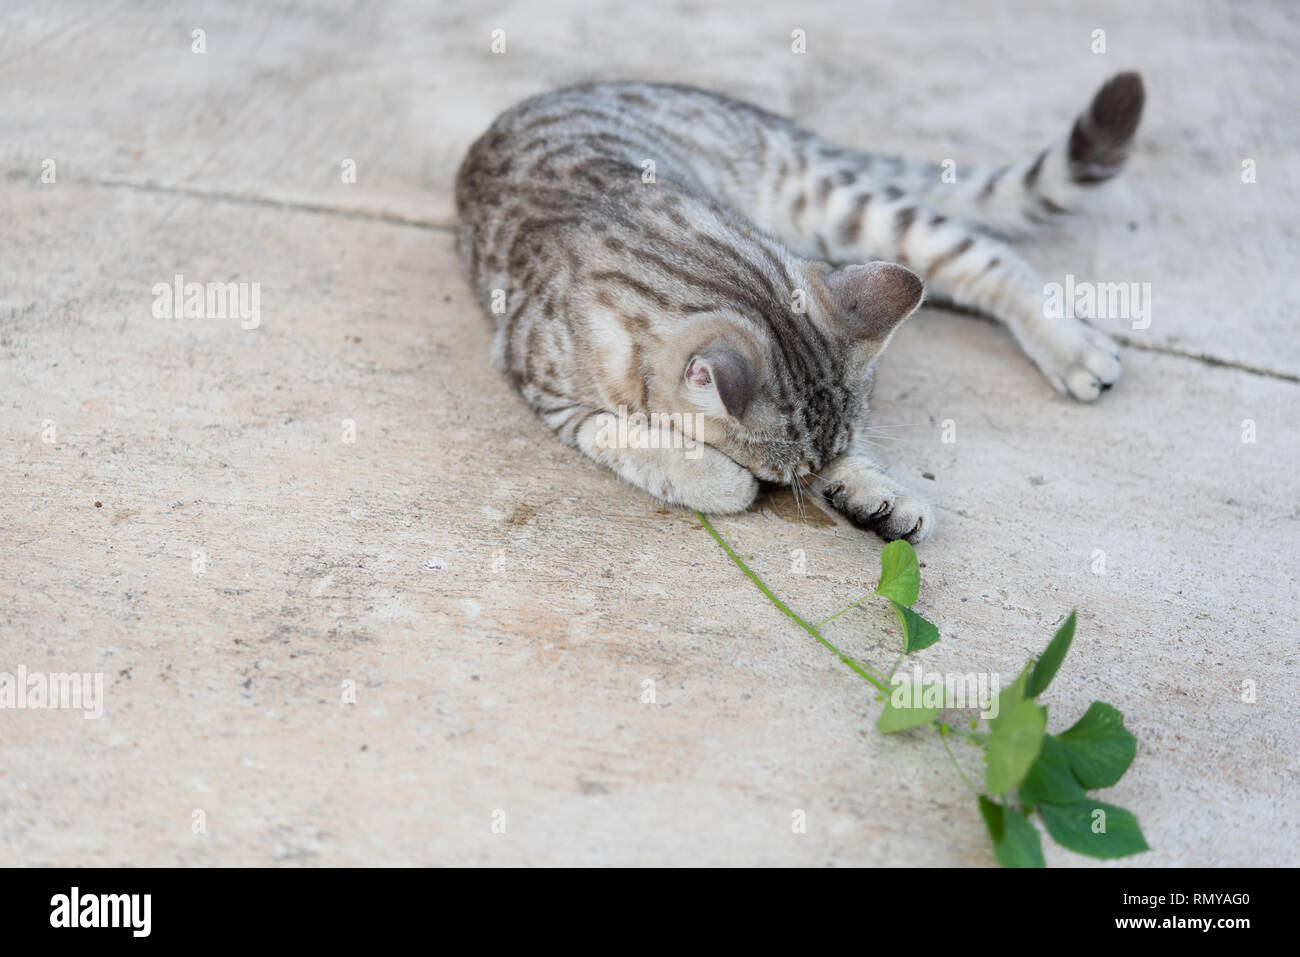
[455,74,1144,543]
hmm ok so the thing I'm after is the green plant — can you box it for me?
[698,513,1148,867]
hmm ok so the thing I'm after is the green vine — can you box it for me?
[698,512,1149,867]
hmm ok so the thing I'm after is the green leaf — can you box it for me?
[874,540,920,606]
[1057,702,1137,789]
[878,693,940,733]
[1039,799,1150,859]
[979,796,1046,868]
[1027,610,1076,697]
[891,601,940,652]
[985,697,1047,795]
[1019,734,1085,807]
[988,662,1031,734]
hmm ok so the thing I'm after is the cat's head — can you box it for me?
[664,261,923,484]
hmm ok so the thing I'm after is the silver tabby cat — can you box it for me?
[455,74,1144,542]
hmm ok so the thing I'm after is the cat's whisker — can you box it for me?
[856,434,928,448]
[786,470,807,518]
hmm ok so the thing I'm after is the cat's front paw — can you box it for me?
[676,456,759,514]
[822,471,934,544]
[1034,317,1122,402]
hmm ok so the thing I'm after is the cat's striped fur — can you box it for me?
[455,74,1145,542]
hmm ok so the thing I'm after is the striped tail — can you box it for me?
[917,72,1146,235]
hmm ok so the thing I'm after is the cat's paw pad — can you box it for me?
[824,479,934,544]
[1038,318,1122,402]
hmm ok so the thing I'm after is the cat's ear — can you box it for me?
[826,261,924,340]
[684,344,755,418]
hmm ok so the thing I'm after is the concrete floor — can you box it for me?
[2,0,1297,865]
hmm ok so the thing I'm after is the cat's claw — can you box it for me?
[823,477,934,544]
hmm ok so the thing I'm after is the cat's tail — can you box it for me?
[919,72,1145,235]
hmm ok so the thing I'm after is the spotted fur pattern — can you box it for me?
[455,74,1145,541]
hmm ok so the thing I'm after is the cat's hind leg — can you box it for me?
[785,182,1121,401]
[892,215,1122,401]
[717,74,1141,399]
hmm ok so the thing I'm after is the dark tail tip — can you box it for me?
[1091,72,1145,141]
[1069,72,1145,183]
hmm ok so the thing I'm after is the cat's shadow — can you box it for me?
[753,485,838,528]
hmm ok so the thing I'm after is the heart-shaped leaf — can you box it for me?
[988,663,1031,734]
[891,601,939,652]
[878,691,940,733]
[1039,799,1150,859]
[874,540,920,606]
[1019,734,1086,808]
[985,697,1047,795]
[979,796,1046,868]
[1057,702,1137,789]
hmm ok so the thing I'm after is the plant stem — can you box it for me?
[886,653,904,681]
[943,723,988,744]
[940,725,980,796]
[696,512,890,693]
[816,593,875,628]
[697,514,982,800]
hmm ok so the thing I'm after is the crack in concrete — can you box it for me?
[1112,335,1300,384]
[9,170,1299,386]
[51,172,459,232]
